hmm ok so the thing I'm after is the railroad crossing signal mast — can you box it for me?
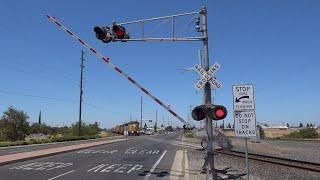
[93,7,224,179]
[47,6,222,180]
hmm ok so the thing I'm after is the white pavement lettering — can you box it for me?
[127,164,143,173]
[125,147,160,155]
[87,163,142,174]
[77,149,118,154]
[9,162,73,171]
[101,164,122,172]
[87,164,106,172]
[114,164,133,173]
[9,162,39,170]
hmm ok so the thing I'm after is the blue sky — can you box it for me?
[0,0,319,128]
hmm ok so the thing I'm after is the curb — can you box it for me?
[0,139,129,166]
[0,136,123,150]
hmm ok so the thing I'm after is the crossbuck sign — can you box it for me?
[194,63,222,90]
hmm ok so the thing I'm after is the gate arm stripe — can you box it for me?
[46,14,187,125]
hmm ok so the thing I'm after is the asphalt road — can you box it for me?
[0,136,123,156]
[0,133,185,180]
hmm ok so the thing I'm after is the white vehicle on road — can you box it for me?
[146,128,154,135]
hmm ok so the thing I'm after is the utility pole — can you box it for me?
[140,96,143,130]
[201,7,217,179]
[38,110,42,125]
[155,109,158,131]
[78,50,85,136]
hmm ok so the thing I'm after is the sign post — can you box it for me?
[232,84,256,180]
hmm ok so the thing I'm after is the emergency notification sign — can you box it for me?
[234,111,256,137]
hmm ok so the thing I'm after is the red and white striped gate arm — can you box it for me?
[46,15,187,125]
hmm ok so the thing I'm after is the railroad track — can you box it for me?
[215,149,320,173]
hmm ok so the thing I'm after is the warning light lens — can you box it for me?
[215,109,225,118]
[112,25,126,38]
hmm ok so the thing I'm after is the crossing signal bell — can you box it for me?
[94,24,129,43]
[191,105,227,121]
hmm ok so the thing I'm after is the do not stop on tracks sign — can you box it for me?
[234,110,256,137]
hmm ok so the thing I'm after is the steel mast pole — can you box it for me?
[78,50,85,136]
[201,7,217,179]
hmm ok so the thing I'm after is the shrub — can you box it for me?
[283,128,318,139]
[184,132,195,138]
[0,135,101,147]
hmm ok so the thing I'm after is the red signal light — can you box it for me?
[211,105,227,120]
[215,108,225,118]
[112,24,129,39]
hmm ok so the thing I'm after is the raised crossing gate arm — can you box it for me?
[46,15,187,125]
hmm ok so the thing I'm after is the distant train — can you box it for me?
[112,121,140,136]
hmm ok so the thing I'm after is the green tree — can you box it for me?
[286,123,290,128]
[29,123,54,135]
[56,126,69,136]
[69,122,100,136]
[85,122,100,136]
[1,106,30,141]
[299,123,303,128]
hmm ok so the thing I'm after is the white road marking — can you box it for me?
[169,142,200,149]
[87,164,106,172]
[48,170,75,180]
[87,163,142,174]
[170,150,183,180]
[125,147,161,155]
[144,150,167,180]
[184,150,189,180]
[127,164,143,173]
[9,162,73,171]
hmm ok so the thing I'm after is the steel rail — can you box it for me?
[215,149,320,173]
